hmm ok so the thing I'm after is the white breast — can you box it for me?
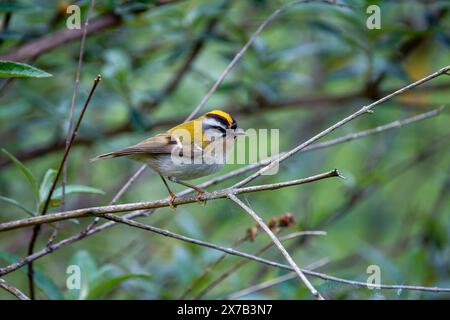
[143,154,224,180]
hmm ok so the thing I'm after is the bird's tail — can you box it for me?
[90,150,127,162]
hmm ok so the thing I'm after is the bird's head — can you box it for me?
[201,109,242,142]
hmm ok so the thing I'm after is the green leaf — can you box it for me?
[0,60,52,78]
[52,185,105,200]
[85,274,150,300]
[1,149,39,207]
[39,169,56,208]
[0,252,64,300]
[0,195,36,216]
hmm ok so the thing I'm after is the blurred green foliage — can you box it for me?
[0,0,450,300]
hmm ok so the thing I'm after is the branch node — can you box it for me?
[334,169,347,180]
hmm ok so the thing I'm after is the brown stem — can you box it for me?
[26,75,102,299]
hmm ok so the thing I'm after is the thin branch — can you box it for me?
[2,205,449,294]
[232,65,450,188]
[110,165,147,205]
[26,75,102,299]
[0,278,30,300]
[82,163,150,234]
[228,194,324,299]
[185,0,351,121]
[0,170,340,232]
[301,106,445,152]
[141,5,227,111]
[96,214,450,294]
[62,0,96,211]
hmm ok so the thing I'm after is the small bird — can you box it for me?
[92,110,242,207]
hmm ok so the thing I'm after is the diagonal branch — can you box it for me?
[228,194,324,300]
[26,74,102,299]
[185,0,351,121]
[62,0,97,211]
[1,85,446,168]
[0,278,30,300]
[233,65,450,188]
[93,214,450,294]
[2,206,450,294]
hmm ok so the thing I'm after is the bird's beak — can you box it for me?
[233,128,245,136]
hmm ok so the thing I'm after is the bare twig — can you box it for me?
[26,75,102,299]
[0,170,340,232]
[228,194,325,299]
[302,106,445,152]
[62,0,96,211]
[232,65,450,188]
[142,4,227,111]
[0,278,30,300]
[82,163,150,234]
[110,165,147,205]
[186,0,351,121]
[93,214,450,294]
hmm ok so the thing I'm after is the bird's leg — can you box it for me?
[168,176,207,205]
[160,175,177,210]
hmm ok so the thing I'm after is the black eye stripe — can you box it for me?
[206,113,230,128]
[204,124,227,136]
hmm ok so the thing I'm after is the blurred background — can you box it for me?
[0,0,449,300]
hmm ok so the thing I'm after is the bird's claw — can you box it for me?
[195,191,207,206]
[169,193,177,211]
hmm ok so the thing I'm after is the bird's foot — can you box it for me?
[195,190,207,206]
[168,192,177,211]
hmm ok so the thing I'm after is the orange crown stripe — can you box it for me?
[206,110,233,126]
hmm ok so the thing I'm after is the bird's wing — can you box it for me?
[122,133,179,154]
[91,133,177,161]
[91,119,206,161]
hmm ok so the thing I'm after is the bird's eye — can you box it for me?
[230,121,237,130]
